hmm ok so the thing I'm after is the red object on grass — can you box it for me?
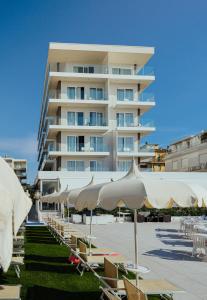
[68,255,80,265]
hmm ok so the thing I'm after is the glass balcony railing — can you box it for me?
[68,118,108,127]
[116,93,155,103]
[49,63,154,77]
[117,120,155,128]
[67,144,109,152]
[136,66,155,76]
[138,93,155,102]
[48,89,108,101]
[138,145,154,153]
[117,145,154,153]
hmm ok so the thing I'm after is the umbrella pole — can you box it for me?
[134,209,139,287]
[67,206,70,223]
[89,210,93,255]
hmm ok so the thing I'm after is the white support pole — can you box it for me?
[67,205,70,223]
[134,209,139,287]
[89,210,93,255]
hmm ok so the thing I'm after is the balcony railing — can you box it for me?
[136,66,155,76]
[118,145,154,153]
[67,118,107,127]
[49,63,154,77]
[48,89,108,101]
[138,93,155,102]
[117,120,155,128]
[116,93,155,103]
[67,144,109,152]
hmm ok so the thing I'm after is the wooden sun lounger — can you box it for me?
[0,285,21,300]
[75,241,126,276]
[11,257,24,278]
[98,258,182,299]
[70,235,112,254]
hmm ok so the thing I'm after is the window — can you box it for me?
[118,137,134,152]
[48,142,55,151]
[67,136,76,152]
[67,160,85,171]
[89,88,104,100]
[117,113,124,127]
[117,89,133,101]
[67,87,85,100]
[67,136,84,152]
[73,66,95,73]
[89,112,103,126]
[116,113,134,127]
[118,160,132,171]
[67,112,75,125]
[125,89,133,101]
[67,112,84,126]
[90,136,103,151]
[112,68,132,75]
[90,160,103,171]
[67,87,75,99]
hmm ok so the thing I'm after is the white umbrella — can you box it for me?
[0,183,13,272]
[0,158,32,271]
[75,160,207,284]
[0,158,32,235]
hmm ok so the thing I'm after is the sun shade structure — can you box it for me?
[0,157,32,271]
[67,176,95,207]
[75,159,207,285]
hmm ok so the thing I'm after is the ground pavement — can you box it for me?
[74,221,207,300]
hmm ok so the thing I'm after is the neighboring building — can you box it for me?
[37,43,156,195]
[140,144,167,172]
[165,130,207,172]
[3,156,27,186]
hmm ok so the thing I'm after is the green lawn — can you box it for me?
[0,226,162,300]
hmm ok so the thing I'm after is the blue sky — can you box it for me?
[0,0,207,183]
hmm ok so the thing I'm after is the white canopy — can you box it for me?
[68,176,95,207]
[75,182,109,211]
[0,158,32,234]
[75,160,207,211]
[74,160,207,285]
[0,157,32,271]
[0,183,13,272]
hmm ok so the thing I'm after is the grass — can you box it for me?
[0,226,162,300]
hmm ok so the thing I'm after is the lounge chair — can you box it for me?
[98,259,182,299]
[11,257,24,278]
[123,277,146,300]
[0,285,21,300]
[123,276,182,299]
[70,235,113,254]
[100,287,121,300]
[75,241,126,276]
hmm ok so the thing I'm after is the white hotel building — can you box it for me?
[37,43,156,195]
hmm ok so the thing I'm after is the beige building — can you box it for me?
[165,131,207,172]
[37,43,156,193]
[3,156,27,185]
[140,144,167,172]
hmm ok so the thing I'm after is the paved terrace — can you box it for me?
[74,221,207,300]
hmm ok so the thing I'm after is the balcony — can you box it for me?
[48,63,155,88]
[48,144,110,158]
[46,118,109,138]
[117,145,155,157]
[48,89,108,110]
[116,120,155,135]
[115,92,155,111]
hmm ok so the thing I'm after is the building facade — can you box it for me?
[165,131,207,172]
[3,157,27,186]
[140,144,167,172]
[37,43,156,194]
